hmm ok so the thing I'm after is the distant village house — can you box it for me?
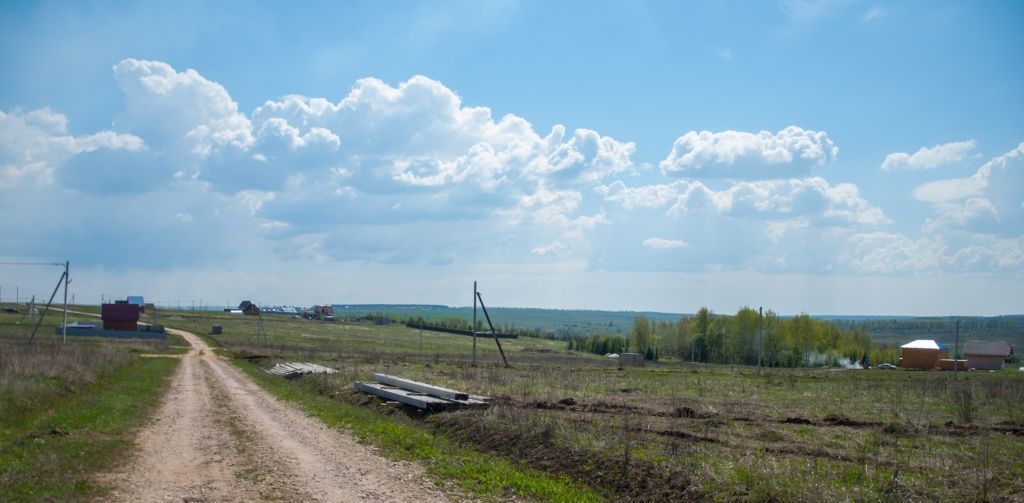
[963,340,1013,370]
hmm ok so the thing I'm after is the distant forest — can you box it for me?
[836,316,1024,348]
[568,308,888,367]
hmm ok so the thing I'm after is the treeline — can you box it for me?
[834,317,1020,332]
[569,307,899,367]
[566,334,627,356]
[404,315,542,339]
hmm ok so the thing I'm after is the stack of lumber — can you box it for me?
[355,373,490,410]
[263,362,338,379]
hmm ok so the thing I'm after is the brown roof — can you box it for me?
[963,340,1012,357]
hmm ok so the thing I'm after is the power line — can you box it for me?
[0,262,64,266]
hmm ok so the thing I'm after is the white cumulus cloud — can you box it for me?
[921,197,999,234]
[843,233,947,274]
[950,236,1024,271]
[842,232,1024,274]
[659,126,837,179]
[113,59,253,154]
[913,142,1022,203]
[531,241,570,257]
[913,142,1023,245]
[597,177,887,226]
[1,108,143,187]
[881,140,975,171]
[642,238,688,250]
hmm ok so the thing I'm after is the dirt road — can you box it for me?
[101,328,452,502]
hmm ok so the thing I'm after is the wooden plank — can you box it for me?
[372,373,469,400]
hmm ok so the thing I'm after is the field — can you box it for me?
[0,304,185,500]
[167,308,1024,501]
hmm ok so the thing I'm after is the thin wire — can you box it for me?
[0,262,64,266]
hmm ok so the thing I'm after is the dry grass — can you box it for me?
[0,306,181,423]
[0,307,180,500]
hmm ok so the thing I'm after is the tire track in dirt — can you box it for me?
[101,328,452,502]
[101,341,261,502]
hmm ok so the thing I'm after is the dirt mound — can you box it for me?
[523,397,643,415]
[783,416,812,425]
[673,406,697,418]
[642,427,719,443]
[821,414,875,427]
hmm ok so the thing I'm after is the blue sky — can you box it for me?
[2,0,1022,315]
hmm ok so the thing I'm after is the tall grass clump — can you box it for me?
[948,381,976,424]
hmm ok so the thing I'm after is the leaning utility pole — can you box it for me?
[476,289,509,367]
[472,281,478,367]
[29,268,67,343]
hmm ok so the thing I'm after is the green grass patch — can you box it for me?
[0,356,178,501]
[231,358,601,502]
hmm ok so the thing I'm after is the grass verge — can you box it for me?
[0,356,178,501]
[231,358,602,502]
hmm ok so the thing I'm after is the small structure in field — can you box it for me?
[356,373,490,410]
[60,302,164,339]
[302,304,335,321]
[618,352,645,367]
[963,340,1013,370]
[102,303,141,331]
[211,325,222,335]
[898,339,941,369]
[238,300,260,316]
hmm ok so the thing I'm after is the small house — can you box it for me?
[963,340,1013,370]
[238,300,260,316]
[898,340,941,370]
[101,303,141,331]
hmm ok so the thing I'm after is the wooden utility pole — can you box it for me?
[954,319,960,379]
[472,281,477,367]
[62,261,69,344]
[758,306,763,374]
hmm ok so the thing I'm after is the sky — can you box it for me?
[1,0,1022,315]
